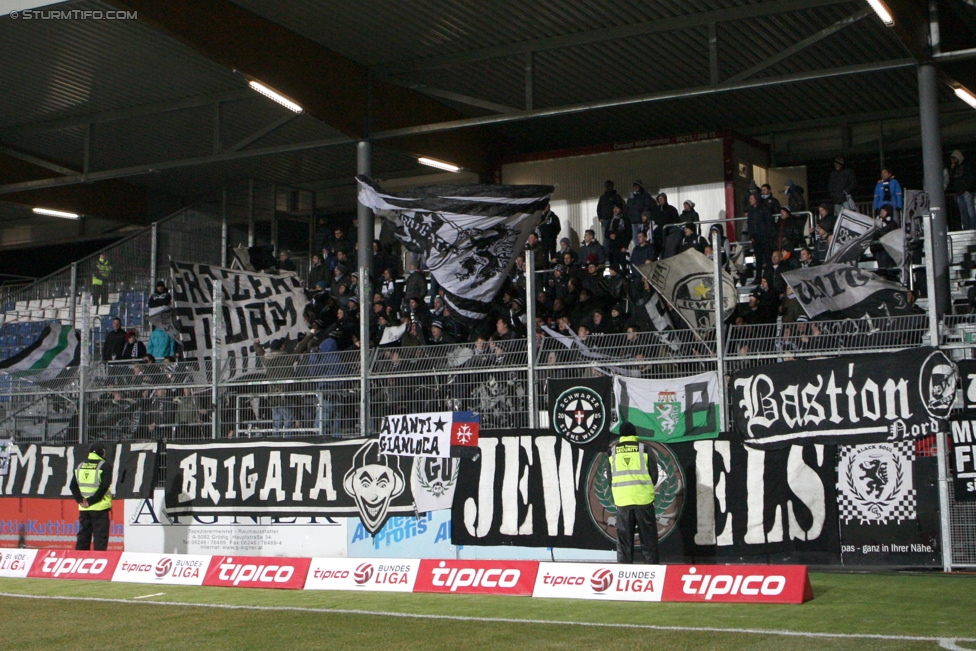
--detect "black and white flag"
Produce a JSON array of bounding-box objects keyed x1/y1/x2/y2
[
  {"x1": 730, "y1": 348, "x2": 957, "y2": 449},
  {"x1": 782, "y1": 264, "x2": 919, "y2": 320},
  {"x1": 357, "y1": 176, "x2": 553, "y2": 321},
  {"x1": 169, "y1": 261, "x2": 308, "y2": 379},
  {"x1": 0, "y1": 442, "x2": 157, "y2": 499},
  {"x1": 950, "y1": 413, "x2": 976, "y2": 502},
  {"x1": 635, "y1": 249, "x2": 736, "y2": 335},
  {"x1": 826, "y1": 210, "x2": 879, "y2": 264}
]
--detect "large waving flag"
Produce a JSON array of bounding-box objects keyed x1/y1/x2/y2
[
  {"x1": 0, "y1": 322, "x2": 79, "y2": 382},
  {"x1": 357, "y1": 175, "x2": 554, "y2": 321}
]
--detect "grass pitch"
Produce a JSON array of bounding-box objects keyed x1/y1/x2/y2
[{"x1": 2, "y1": 572, "x2": 975, "y2": 650}]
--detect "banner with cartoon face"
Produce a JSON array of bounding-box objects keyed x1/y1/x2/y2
[
  {"x1": 730, "y1": 348, "x2": 957, "y2": 449},
  {"x1": 164, "y1": 439, "x2": 416, "y2": 536}
]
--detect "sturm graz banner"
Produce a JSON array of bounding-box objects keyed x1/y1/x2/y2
[
  {"x1": 959, "y1": 360, "x2": 976, "y2": 410},
  {"x1": 0, "y1": 442, "x2": 157, "y2": 499},
  {"x1": 548, "y1": 377, "x2": 611, "y2": 447},
  {"x1": 169, "y1": 261, "x2": 308, "y2": 379},
  {"x1": 357, "y1": 175, "x2": 553, "y2": 321},
  {"x1": 165, "y1": 439, "x2": 416, "y2": 535},
  {"x1": 731, "y1": 348, "x2": 956, "y2": 449},
  {"x1": 452, "y1": 429, "x2": 611, "y2": 549}
]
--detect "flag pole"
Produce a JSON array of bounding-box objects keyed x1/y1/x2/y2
[{"x1": 711, "y1": 230, "x2": 728, "y2": 433}]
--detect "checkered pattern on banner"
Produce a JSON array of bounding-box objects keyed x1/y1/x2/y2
[{"x1": 837, "y1": 440, "x2": 916, "y2": 525}]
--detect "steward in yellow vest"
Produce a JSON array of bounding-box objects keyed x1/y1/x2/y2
[
  {"x1": 69, "y1": 442, "x2": 113, "y2": 551},
  {"x1": 608, "y1": 423, "x2": 659, "y2": 564}
]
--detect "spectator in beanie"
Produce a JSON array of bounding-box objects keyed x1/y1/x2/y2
[{"x1": 121, "y1": 330, "x2": 147, "y2": 360}]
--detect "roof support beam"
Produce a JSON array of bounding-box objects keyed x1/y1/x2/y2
[
  {"x1": 111, "y1": 0, "x2": 496, "y2": 172},
  {"x1": 0, "y1": 88, "x2": 254, "y2": 137},
  {"x1": 228, "y1": 113, "x2": 301, "y2": 152},
  {"x1": 742, "y1": 103, "x2": 970, "y2": 135},
  {"x1": 0, "y1": 146, "x2": 79, "y2": 176},
  {"x1": 0, "y1": 58, "x2": 917, "y2": 196},
  {"x1": 373, "y1": 0, "x2": 853, "y2": 76},
  {"x1": 393, "y1": 83, "x2": 518, "y2": 114},
  {"x1": 369, "y1": 59, "x2": 917, "y2": 139},
  {"x1": 721, "y1": 7, "x2": 873, "y2": 86}
]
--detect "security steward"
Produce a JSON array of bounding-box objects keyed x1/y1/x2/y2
[
  {"x1": 69, "y1": 442, "x2": 113, "y2": 551},
  {"x1": 609, "y1": 422, "x2": 659, "y2": 564}
]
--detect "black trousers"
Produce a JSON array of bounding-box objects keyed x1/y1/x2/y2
[
  {"x1": 615, "y1": 503, "x2": 659, "y2": 564},
  {"x1": 76, "y1": 509, "x2": 110, "y2": 551}
]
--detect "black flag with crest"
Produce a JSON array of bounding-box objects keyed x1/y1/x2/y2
[{"x1": 357, "y1": 176, "x2": 554, "y2": 321}]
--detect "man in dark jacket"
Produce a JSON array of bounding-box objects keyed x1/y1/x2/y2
[
  {"x1": 827, "y1": 156, "x2": 856, "y2": 215},
  {"x1": 626, "y1": 180, "x2": 656, "y2": 244},
  {"x1": 759, "y1": 184, "x2": 781, "y2": 217},
  {"x1": 102, "y1": 317, "x2": 126, "y2": 362},
  {"x1": 948, "y1": 150, "x2": 976, "y2": 230},
  {"x1": 70, "y1": 442, "x2": 113, "y2": 551},
  {"x1": 537, "y1": 203, "x2": 561, "y2": 262},
  {"x1": 606, "y1": 204, "x2": 631, "y2": 265},
  {"x1": 148, "y1": 281, "x2": 171, "y2": 309},
  {"x1": 597, "y1": 181, "x2": 623, "y2": 243},
  {"x1": 746, "y1": 193, "x2": 775, "y2": 282}
]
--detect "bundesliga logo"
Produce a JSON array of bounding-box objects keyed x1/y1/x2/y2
[{"x1": 553, "y1": 387, "x2": 605, "y2": 445}]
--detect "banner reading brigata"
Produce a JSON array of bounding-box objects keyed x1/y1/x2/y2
[
  {"x1": 169, "y1": 261, "x2": 307, "y2": 378},
  {"x1": 730, "y1": 348, "x2": 956, "y2": 449},
  {"x1": 165, "y1": 439, "x2": 416, "y2": 535},
  {"x1": 0, "y1": 442, "x2": 157, "y2": 499},
  {"x1": 378, "y1": 411, "x2": 479, "y2": 457}
]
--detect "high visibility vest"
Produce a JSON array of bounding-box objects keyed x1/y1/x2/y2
[
  {"x1": 92, "y1": 259, "x2": 110, "y2": 285},
  {"x1": 609, "y1": 436, "x2": 655, "y2": 507},
  {"x1": 75, "y1": 453, "x2": 112, "y2": 511}
]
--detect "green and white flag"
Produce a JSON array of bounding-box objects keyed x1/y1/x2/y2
[
  {"x1": 0, "y1": 322, "x2": 79, "y2": 382},
  {"x1": 612, "y1": 371, "x2": 721, "y2": 443}
]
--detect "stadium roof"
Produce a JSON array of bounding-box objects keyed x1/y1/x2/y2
[{"x1": 0, "y1": 0, "x2": 974, "y2": 226}]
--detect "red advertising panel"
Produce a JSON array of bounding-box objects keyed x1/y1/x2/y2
[
  {"x1": 661, "y1": 564, "x2": 813, "y2": 604},
  {"x1": 414, "y1": 559, "x2": 538, "y2": 596},
  {"x1": 27, "y1": 549, "x2": 121, "y2": 581},
  {"x1": 0, "y1": 498, "x2": 124, "y2": 550},
  {"x1": 202, "y1": 555, "x2": 310, "y2": 590}
]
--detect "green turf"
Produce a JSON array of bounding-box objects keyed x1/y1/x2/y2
[{"x1": 1, "y1": 573, "x2": 974, "y2": 650}]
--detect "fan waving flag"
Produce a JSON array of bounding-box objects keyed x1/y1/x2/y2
[
  {"x1": 0, "y1": 322, "x2": 79, "y2": 382},
  {"x1": 357, "y1": 175, "x2": 554, "y2": 321}
]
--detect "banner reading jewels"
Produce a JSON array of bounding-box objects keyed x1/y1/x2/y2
[
  {"x1": 164, "y1": 439, "x2": 416, "y2": 535},
  {"x1": 0, "y1": 442, "x2": 157, "y2": 499},
  {"x1": 730, "y1": 348, "x2": 956, "y2": 450},
  {"x1": 451, "y1": 429, "x2": 610, "y2": 550}
]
